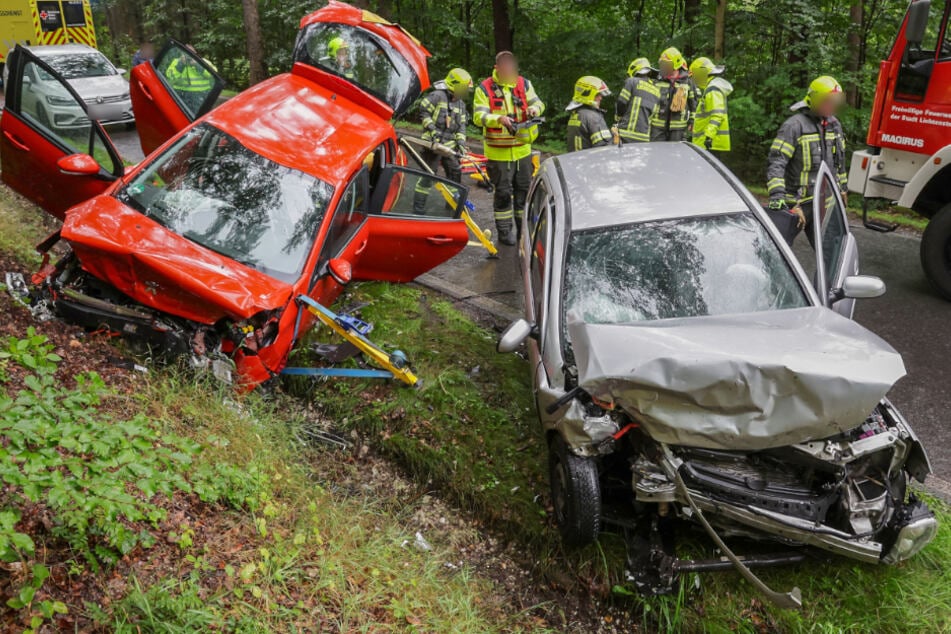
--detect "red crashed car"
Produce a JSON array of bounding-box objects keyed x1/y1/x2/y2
[{"x1": 0, "y1": 2, "x2": 469, "y2": 388}]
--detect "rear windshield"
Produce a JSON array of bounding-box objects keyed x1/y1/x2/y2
[
  {"x1": 293, "y1": 22, "x2": 420, "y2": 115},
  {"x1": 564, "y1": 213, "x2": 808, "y2": 325},
  {"x1": 117, "y1": 124, "x2": 333, "y2": 284}
]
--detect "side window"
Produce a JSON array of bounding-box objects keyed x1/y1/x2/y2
[
  {"x1": 371, "y1": 166, "x2": 466, "y2": 219},
  {"x1": 815, "y1": 174, "x2": 848, "y2": 295},
  {"x1": 529, "y1": 188, "x2": 550, "y2": 322},
  {"x1": 16, "y1": 56, "x2": 118, "y2": 174},
  {"x1": 154, "y1": 42, "x2": 222, "y2": 119},
  {"x1": 321, "y1": 169, "x2": 369, "y2": 260}
]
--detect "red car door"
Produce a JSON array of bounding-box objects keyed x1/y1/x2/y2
[
  {"x1": 0, "y1": 46, "x2": 124, "y2": 220},
  {"x1": 352, "y1": 164, "x2": 469, "y2": 282},
  {"x1": 130, "y1": 40, "x2": 224, "y2": 156}
]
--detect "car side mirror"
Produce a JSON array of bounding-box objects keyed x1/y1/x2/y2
[
  {"x1": 497, "y1": 318, "x2": 535, "y2": 353},
  {"x1": 327, "y1": 257, "x2": 353, "y2": 286},
  {"x1": 905, "y1": 1, "x2": 931, "y2": 47},
  {"x1": 835, "y1": 275, "x2": 886, "y2": 301},
  {"x1": 57, "y1": 153, "x2": 101, "y2": 177},
  {"x1": 115, "y1": 68, "x2": 127, "y2": 76}
]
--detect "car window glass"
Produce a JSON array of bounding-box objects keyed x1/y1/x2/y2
[
  {"x1": 374, "y1": 166, "x2": 465, "y2": 218},
  {"x1": 117, "y1": 124, "x2": 334, "y2": 284},
  {"x1": 63, "y1": 1, "x2": 87, "y2": 27},
  {"x1": 530, "y1": 193, "x2": 549, "y2": 322},
  {"x1": 816, "y1": 174, "x2": 848, "y2": 295},
  {"x1": 154, "y1": 43, "x2": 219, "y2": 119},
  {"x1": 36, "y1": 1, "x2": 64, "y2": 32},
  {"x1": 564, "y1": 213, "x2": 808, "y2": 326},
  {"x1": 18, "y1": 58, "x2": 115, "y2": 173},
  {"x1": 293, "y1": 22, "x2": 421, "y2": 115},
  {"x1": 321, "y1": 170, "x2": 368, "y2": 261}
]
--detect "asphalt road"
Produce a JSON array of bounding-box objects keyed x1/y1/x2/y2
[{"x1": 431, "y1": 180, "x2": 951, "y2": 483}]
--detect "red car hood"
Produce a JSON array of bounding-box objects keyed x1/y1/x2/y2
[{"x1": 62, "y1": 196, "x2": 294, "y2": 325}]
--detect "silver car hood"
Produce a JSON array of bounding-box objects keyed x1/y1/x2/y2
[
  {"x1": 568, "y1": 307, "x2": 906, "y2": 451},
  {"x1": 65, "y1": 74, "x2": 129, "y2": 100}
]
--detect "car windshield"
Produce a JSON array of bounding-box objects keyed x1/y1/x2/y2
[
  {"x1": 38, "y1": 52, "x2": 116, "y2": 79},
  {"x1": 293, "y1": 22, "x2": 420, "y2": 115},
  {"x1": 117, "y1": 124, "x2": 334, "y2": 284},
  {"x1": 565, "y1": 213, "x2": 808, "y2": 325}
]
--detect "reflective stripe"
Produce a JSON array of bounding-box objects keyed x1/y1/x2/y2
[
  {"x1": 494, "y1": 209, "x2": 514, "y2": 220},
  {"x1": 767, "y1": 177, "x2": 785, "y2": 192},
  {"x1": 591, "y1": 129, "x2": 613, "y2": 143},
  {"x1": 771, "y1": 139, "x2": 795, "y2": 158}
]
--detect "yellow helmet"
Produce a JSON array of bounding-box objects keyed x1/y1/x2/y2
[
  {"x1": 568, "y1": 75, "x2": 610, "y2": 109},
  {"x1": 445, "y1": 67, "x2": 473, "y2": 97},
  {"x1": 659, "y1": 47, "x2": 687, "y2": 72},
  {"x1": 689, "y1": 57, "x2": 724, "y2": 87},
  {"x1": 805, "y1": 75, "x2": 844, "y2": 109},
  {"x1": 328, "y1": 36, "x2": 349, "y2": 59},
  {"x1": 627, "y1": 57, "x2": 651, "y2": 77}
]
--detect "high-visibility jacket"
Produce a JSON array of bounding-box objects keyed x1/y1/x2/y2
[
  {"x1": 692, "y1": 77, "x2": 733, "y2": 152},
  {"x1": 420, "y1": 81, "x2": 468, "y2": 151},
  {"x1": 616, "y1": 75, "x2": 660, "y2": 143},
  {"x1": 473, "y1": 71, "x2": 545, "y2": 162},
  {"x1": 566, "y1": 106, "x2": 612, "y2": 152},
  {"x1": 767, "y1": 105, "x2": 847, "y2": 206},
  {"x1": 166, "y1": 59, "x2": 214, "y2": 92},
  {"x1": 650, "y1": 69, "x2": 697, "y2": 141}
]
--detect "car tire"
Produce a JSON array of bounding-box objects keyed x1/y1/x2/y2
[
  {"x1": 549, "y1": 434, "x2": 601, "y2": 548},
  {"x1": 920, "y1": 203, "x2": 951, "y2": 301}
]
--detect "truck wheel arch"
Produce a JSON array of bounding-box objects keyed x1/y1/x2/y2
[{"x1": 903, "y1": 144, "x2": 951, "y2": 217}]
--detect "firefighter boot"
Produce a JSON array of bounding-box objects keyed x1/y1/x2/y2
[{"x1": 497, "y1": 222, "x2": 517, "y2": 246}]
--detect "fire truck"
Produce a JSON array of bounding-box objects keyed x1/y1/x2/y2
[
  {"x1": 0, "y1": 0, "x2": 97, "y2": 69},
  {"x1": 849, "y1": 0, "x2": 951, "y2": 300}
]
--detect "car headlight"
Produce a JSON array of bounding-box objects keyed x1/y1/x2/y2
[
  {"x1": 45, "y1": 94, "x2": 75, "y2": 106},
  {"x1": 883, "y1": 514, "x2": 938, "y2": 564}
]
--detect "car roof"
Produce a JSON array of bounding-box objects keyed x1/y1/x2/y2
[
  {"x1": 26, "y1": 44, "x2": 98, "y2": 56},
  {"x1": 552, "y1": 143, "x2": 752, "y2": 231},
  {"x1": 203, "y1": 72, "x2": 392, "y2": 186}
]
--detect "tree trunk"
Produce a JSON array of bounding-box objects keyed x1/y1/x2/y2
[
  {"x1": 714, "y1": 0, "x2": 727, "y2": 60},
  {"x1": 491, "y1": 0, "x2": 512, "y2": 53},
  {"x1": 242, "y1": 0, "x2": 267, "y2": 85},
  {"x1": 683, "y1": 0, "x2": 701, "y2": 56},
  {"x1": 846, "y1": 0, "x2": 864, "y2": 108},
  {"x1": 634, "y1": 0, "x2": 647, "y2": 51}
]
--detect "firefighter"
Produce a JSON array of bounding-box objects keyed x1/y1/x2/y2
[
  {"x1": 616, "y1": 57, "x2": 659, "y2": 144},
  {"x1": 650, "y1": 47, "x2": 697, "y2": 142},
  {"x1": 328, "y1": 36, "x2": 354, "y2": 79},
  {"x1": 689, "y1": 57, "x2": 732, "y2": 152},
  {"x1": 767, "y1": 75, "x2": 848, "y2": 246},
  {"x1": 165, "y1": 52, "x2": 215, "y2": 113},
  {"x1": 566, "y1": 76, "x2": 613, "y2": 152},
  {"x1": 413, "y1": 68, "x2": 473, "y2": 214},
  {"x1": 473, "y1": 51, "x2": 545, "y2": 246}
]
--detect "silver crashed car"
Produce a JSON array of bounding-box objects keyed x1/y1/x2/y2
[{"x1": 498, "y1": 143, "x2": 935, "y2": 608}]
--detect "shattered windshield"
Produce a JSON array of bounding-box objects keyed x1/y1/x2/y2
[
  {"x1": 565, "y1": 213, "x2": 808, "y2": 324},
  {"x1": 117, "y1": 124, "x2": 333, "y2": 284},
  {"x1": 38, "y1": 53, "x2": 117, "y2": 79}
]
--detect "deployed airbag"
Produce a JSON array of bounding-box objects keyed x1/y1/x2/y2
[{"x1": 568, "y1": 307, "x2": 906, "y2": 450}]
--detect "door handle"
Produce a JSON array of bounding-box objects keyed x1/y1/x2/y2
[
  {"x1": 137, "y1": 80, "x2": 154, "y2": 102},
  {"x1": 426, "y1": 236, "x2": 454, "y2": 244},
  {"x1": 354, "y1": 239, "x2": 368, "y2": 255},
  {"x1": 3, "y1": 131, "x2": 30, "y2": 152}
]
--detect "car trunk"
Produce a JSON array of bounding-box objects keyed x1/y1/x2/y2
[{"x1": 61, "y1": 196, "x2": 294, "y2": 325}]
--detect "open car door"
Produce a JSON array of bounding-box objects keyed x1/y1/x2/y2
[
  {"x1": 0, "y1": 46, "x2": 124, "y2": 220},
  {"x1": 130, "y1": 40, "x2": 224, "y2": 157},
  {"x1": 813, "y1": 162, "x2": 860, "y2": 318},
  {"x1": 351, "y1": 164, "x2": 469, "y2": 282},
  {"x1": 291, "y1": 2, "x2": 430, "y2": 121}
]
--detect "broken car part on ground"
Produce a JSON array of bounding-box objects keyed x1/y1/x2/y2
[{"x1": 498, "y1": 143, "x2": 937, "y2": 609}]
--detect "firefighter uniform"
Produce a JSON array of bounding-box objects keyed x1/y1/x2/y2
[
  {"x1": 616, "y1": 57, "x2": 659, "y2": 144},
  {"x1": 413, "y1": 69, "x2": 472, "y2": 214},
  {"x1": 767, "y1": 76, "x2": 848, "y2": 246},
  {"x1": 650, "y1": 47, "x2": 697, "y2": 142},
  {"x1": 689, "y1": 58, "x2": 732, "y2": 152},
  {"x1": 473, "y1": 53, "x2": 545, "y2": 244},
  {"x1": 566, "y1": 76, "x2": 613, "y2": 152}
]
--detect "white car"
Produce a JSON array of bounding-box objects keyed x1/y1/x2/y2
[{"x1": 4, "y1": 44, "x2": 132, "y2": 129}]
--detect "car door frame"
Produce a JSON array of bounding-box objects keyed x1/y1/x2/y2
[
  {"x1": 130, "y1": 39, "x2": 224, "y2": 156},
  {"x1": 0, "y1": 45, "x2": 124, "y2": 220},
  {"x1": 812, "y1": 161, "x2": 860, "y2": 318}
]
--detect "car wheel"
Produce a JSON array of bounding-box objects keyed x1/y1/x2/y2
[
  {"x1": 920, "y1": 203, "x2": 951, "y2": 301},
  {"x1": 549, "y1": 434, "x2": 601, "y2": 547}
]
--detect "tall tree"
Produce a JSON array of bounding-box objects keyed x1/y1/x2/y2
[
  {"x1": 242, "y1": 0, "x2": 268, "y2": 85},
  {"x1": 846, "y1": 0, "x2": 864, "y2": 107},
  {"x1": 491, "y1": 0, "x2": 513, "y2": 53},
  {"x1": 714, "y1": 0, "x2": 726, "y2": 60}
]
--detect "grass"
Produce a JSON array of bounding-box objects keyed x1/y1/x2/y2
[{"x1": 294, "y1": 281, "x2": 951, "y2": 633}]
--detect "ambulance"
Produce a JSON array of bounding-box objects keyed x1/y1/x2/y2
[{"x1": 0, "y1": 0, "x2": 97, "y2": 70}]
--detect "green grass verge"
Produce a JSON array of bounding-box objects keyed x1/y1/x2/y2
[{"x1": 295, "y1": 281, "x2": 951, "y2": 633}]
